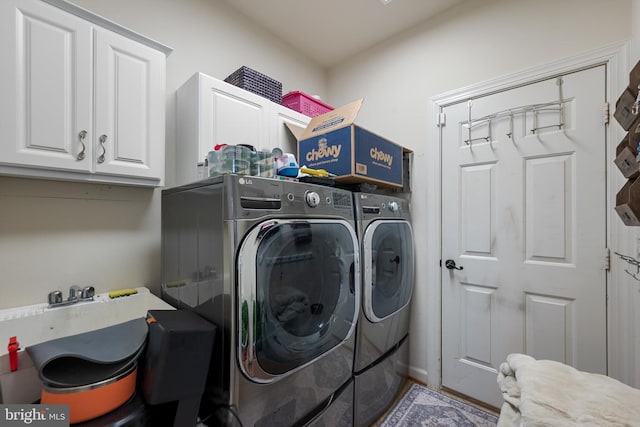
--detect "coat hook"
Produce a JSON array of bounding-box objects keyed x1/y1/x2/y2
[{"x1": 467, "y1": 100, "x2": 473, "y2": 147}]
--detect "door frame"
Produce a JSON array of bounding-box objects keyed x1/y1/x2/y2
[{"x1": 424, "y1": 41, "x2": 633, "y2": 392}]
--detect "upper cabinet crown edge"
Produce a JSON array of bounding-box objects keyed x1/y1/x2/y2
[{"x1": 42, "y1": 0, "x2": 173, "y2": 55}]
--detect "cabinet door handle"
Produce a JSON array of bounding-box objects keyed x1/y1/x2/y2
[
  {"x1": 97, "y1": 134, "x2": 107, "y2": 164},
  {"x1": 77, "y1": 130, "x2": 87, "y2": 161}
]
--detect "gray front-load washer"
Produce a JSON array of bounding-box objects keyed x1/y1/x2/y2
[{"x1": 161, "y1": 175, "x2": 360, "y2": 426}]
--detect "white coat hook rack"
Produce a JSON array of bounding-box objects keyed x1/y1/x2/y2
[
  {"x1": 463, "y1": 100, "x2": 492, "y2": 145},
  {"x1": 506, "y1": 111, "x2": 514, "y2": 139},
  {"x1": 531, "y1": 77, "x2": 565, "y2": 134},
  {"x1": 463, "y1": 119, "x2": 492, "y2": 144},
  {"x1": 460, "y1": 75, "x2": 571, "y2": 144},
  {"x1": 614, "y1": 251, "x2": 640, "y2": 282},
  {"x1": 466, "y1": 100, "x2": 472, "y2": 147}
]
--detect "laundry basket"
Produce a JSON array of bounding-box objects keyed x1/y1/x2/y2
[
  {"x1": 224, "y1": 66, "x2": 282, "y2": 104},
  {"x1": 282, "y1": 91, "x2": 334, "y2": 117}
]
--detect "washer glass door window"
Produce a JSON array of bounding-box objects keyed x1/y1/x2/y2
[
  {"x1": 363, "y1": 220, "x2": 414, "y2": 322},
  {"x1": 238, "y1": 219, "x2": 360, "y2": 383}
]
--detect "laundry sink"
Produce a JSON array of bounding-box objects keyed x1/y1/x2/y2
[{"x1": 0, "y1": 287, "x2": 174, "y2": 403}]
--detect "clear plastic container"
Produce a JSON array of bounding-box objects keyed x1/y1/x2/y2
[
  {"x1": 251, "y1": 150, "x2": 274, "y2": 178},
  {"x1": 207, "y1": 150, "x2": 221, "y2": 177},
  {"x1": 220, "y1": 145, "x2": 251, "y2": 175}
]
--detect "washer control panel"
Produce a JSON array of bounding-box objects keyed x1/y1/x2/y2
[{"x1": 234, "y1": 175, "x2": 354, "y2": 216}]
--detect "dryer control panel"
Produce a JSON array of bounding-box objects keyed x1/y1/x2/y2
[{"x1": 355, "y1": 192, "x2": 411, "y2": 221}]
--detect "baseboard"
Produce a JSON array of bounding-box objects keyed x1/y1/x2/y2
[{"x1": 408, "y1": 365, "x2": 427, "y2": 385}]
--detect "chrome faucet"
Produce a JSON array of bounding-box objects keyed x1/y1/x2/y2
[
  {"x1": 81, "y1": 286, "x2": 95, "y2": 300},
  {"x1": 68, "y1": 285, "x2": 81, "y2": 302},
  {"x1": 48, "y1": 285, "x2": 95, "y2": 308},
  {"x1": 47, "y1": 290, "x2": 63, "y2": 306}
]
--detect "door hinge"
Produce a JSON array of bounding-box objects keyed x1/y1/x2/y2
[
  {"x1": 603, "y1": 102, "x2": 610, "y2": 125},
  {"x1": 437, "y1": 112, "x2": 446, "y2": 127},
  {"x1": 604, "y1": 247, "x2": 610, "y2": 271}
]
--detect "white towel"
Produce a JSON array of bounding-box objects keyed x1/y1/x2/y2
[{"x1": 497, "y1": 353, "x2": 640, "y2": 427}]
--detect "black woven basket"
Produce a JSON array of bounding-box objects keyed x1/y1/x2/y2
[{"x1": 224, "y1": 66, "x2": 282, "y2": 104}]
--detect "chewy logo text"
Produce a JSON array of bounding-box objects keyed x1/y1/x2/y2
[
  {"x1": 370, "y1": 147, "x2": 393, "y2": 166},
  {"x1": 306, "y1": 138, "x2": 342, "y2": 162}
]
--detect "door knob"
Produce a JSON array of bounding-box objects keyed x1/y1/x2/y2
[{"x1": 444, "y1": 259, "x2": 463, "y2": 270}]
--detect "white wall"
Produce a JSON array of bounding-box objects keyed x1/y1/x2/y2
[
  {"x1": 325, "y1": 0, "x2": 634, "y2": 385},
  {"x1": 0, "y1": 0, "x2": 326, "y2": 310},
  {"x1": 633, "y1": 0, "x2": 640, "y2": 59}
]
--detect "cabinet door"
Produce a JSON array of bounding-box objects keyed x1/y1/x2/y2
[
  {"x1": 94, "y1": 28, "x2": 165, "y2": 181},
  {"x1": 270, "y1": 104, "x2": 310, "y2": 156},
  {"x1": 199, "y1": 74, "x2": 269, "y2": 161},
  {"x1": 0, "y1": 0, "x2": 93, "y2": 172}
]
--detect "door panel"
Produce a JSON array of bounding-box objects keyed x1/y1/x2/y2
[
  {"x1": 525, "y1": 154, "x2": 573, "y2": 262},
  {"x1": 0, "y1": 0, "x2": 92, "y2": 171},
  {"x1": 441, "y1": 65, "x2": 607, "y2": 407},
  {"x1": 94, "y1": 29, "x2": 165, "y2": 179},
  {"x1": 271, "y1": 104, "x2": 310, "y2": 155},
  {"x1": 200, "y1": 81, "x2": 269, "y2": 161},
  {"x1": 461, "y1": 163, "x2": 495, "y2": 256}
]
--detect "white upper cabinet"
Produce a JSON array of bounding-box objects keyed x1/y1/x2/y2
[
  {"x1": 176, "y1": 72, "x2": 310, "y2": 186},
  {"x1": 0, "y1": 0, "x2": 171, "y2": 186}
]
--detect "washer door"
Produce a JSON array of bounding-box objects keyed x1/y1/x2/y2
[
  {"x1": 363, "y1": 220, "x2": 414, "y2": 322},
  {"x1": 238, "y1": 219, "x2": 360, "y2": 383}
]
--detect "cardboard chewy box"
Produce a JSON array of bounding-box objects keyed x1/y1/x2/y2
[{"x1": 288, "y1": 99, "x2": 407, "y2": 188}]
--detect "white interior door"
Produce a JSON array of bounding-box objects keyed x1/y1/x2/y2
[{"x1": 441, "y1": 65, "x2": 607, "y2": 407}]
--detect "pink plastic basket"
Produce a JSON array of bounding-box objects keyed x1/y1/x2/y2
[{"x1": 282, "y1": 91, "x2": 333, "y2": 117}]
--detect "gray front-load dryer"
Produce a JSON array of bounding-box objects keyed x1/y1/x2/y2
[
  {"x1": 352, "y1": 192, "x2": 414, "y2": 427},
  {"x1": 161, "y1": 175, "x2": 359, "y2": 426}
]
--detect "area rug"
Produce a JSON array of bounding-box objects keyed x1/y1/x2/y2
[{"x1": 379, "y1": 383, "x2": 498, "y2": 427}]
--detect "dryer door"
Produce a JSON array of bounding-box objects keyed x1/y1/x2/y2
[
  {"x1": 238, "y1": 219, "x2": 360, "y2": 383},
  {"x1": 363, "y1": 220, "x2": 414, "y2": 322}
]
